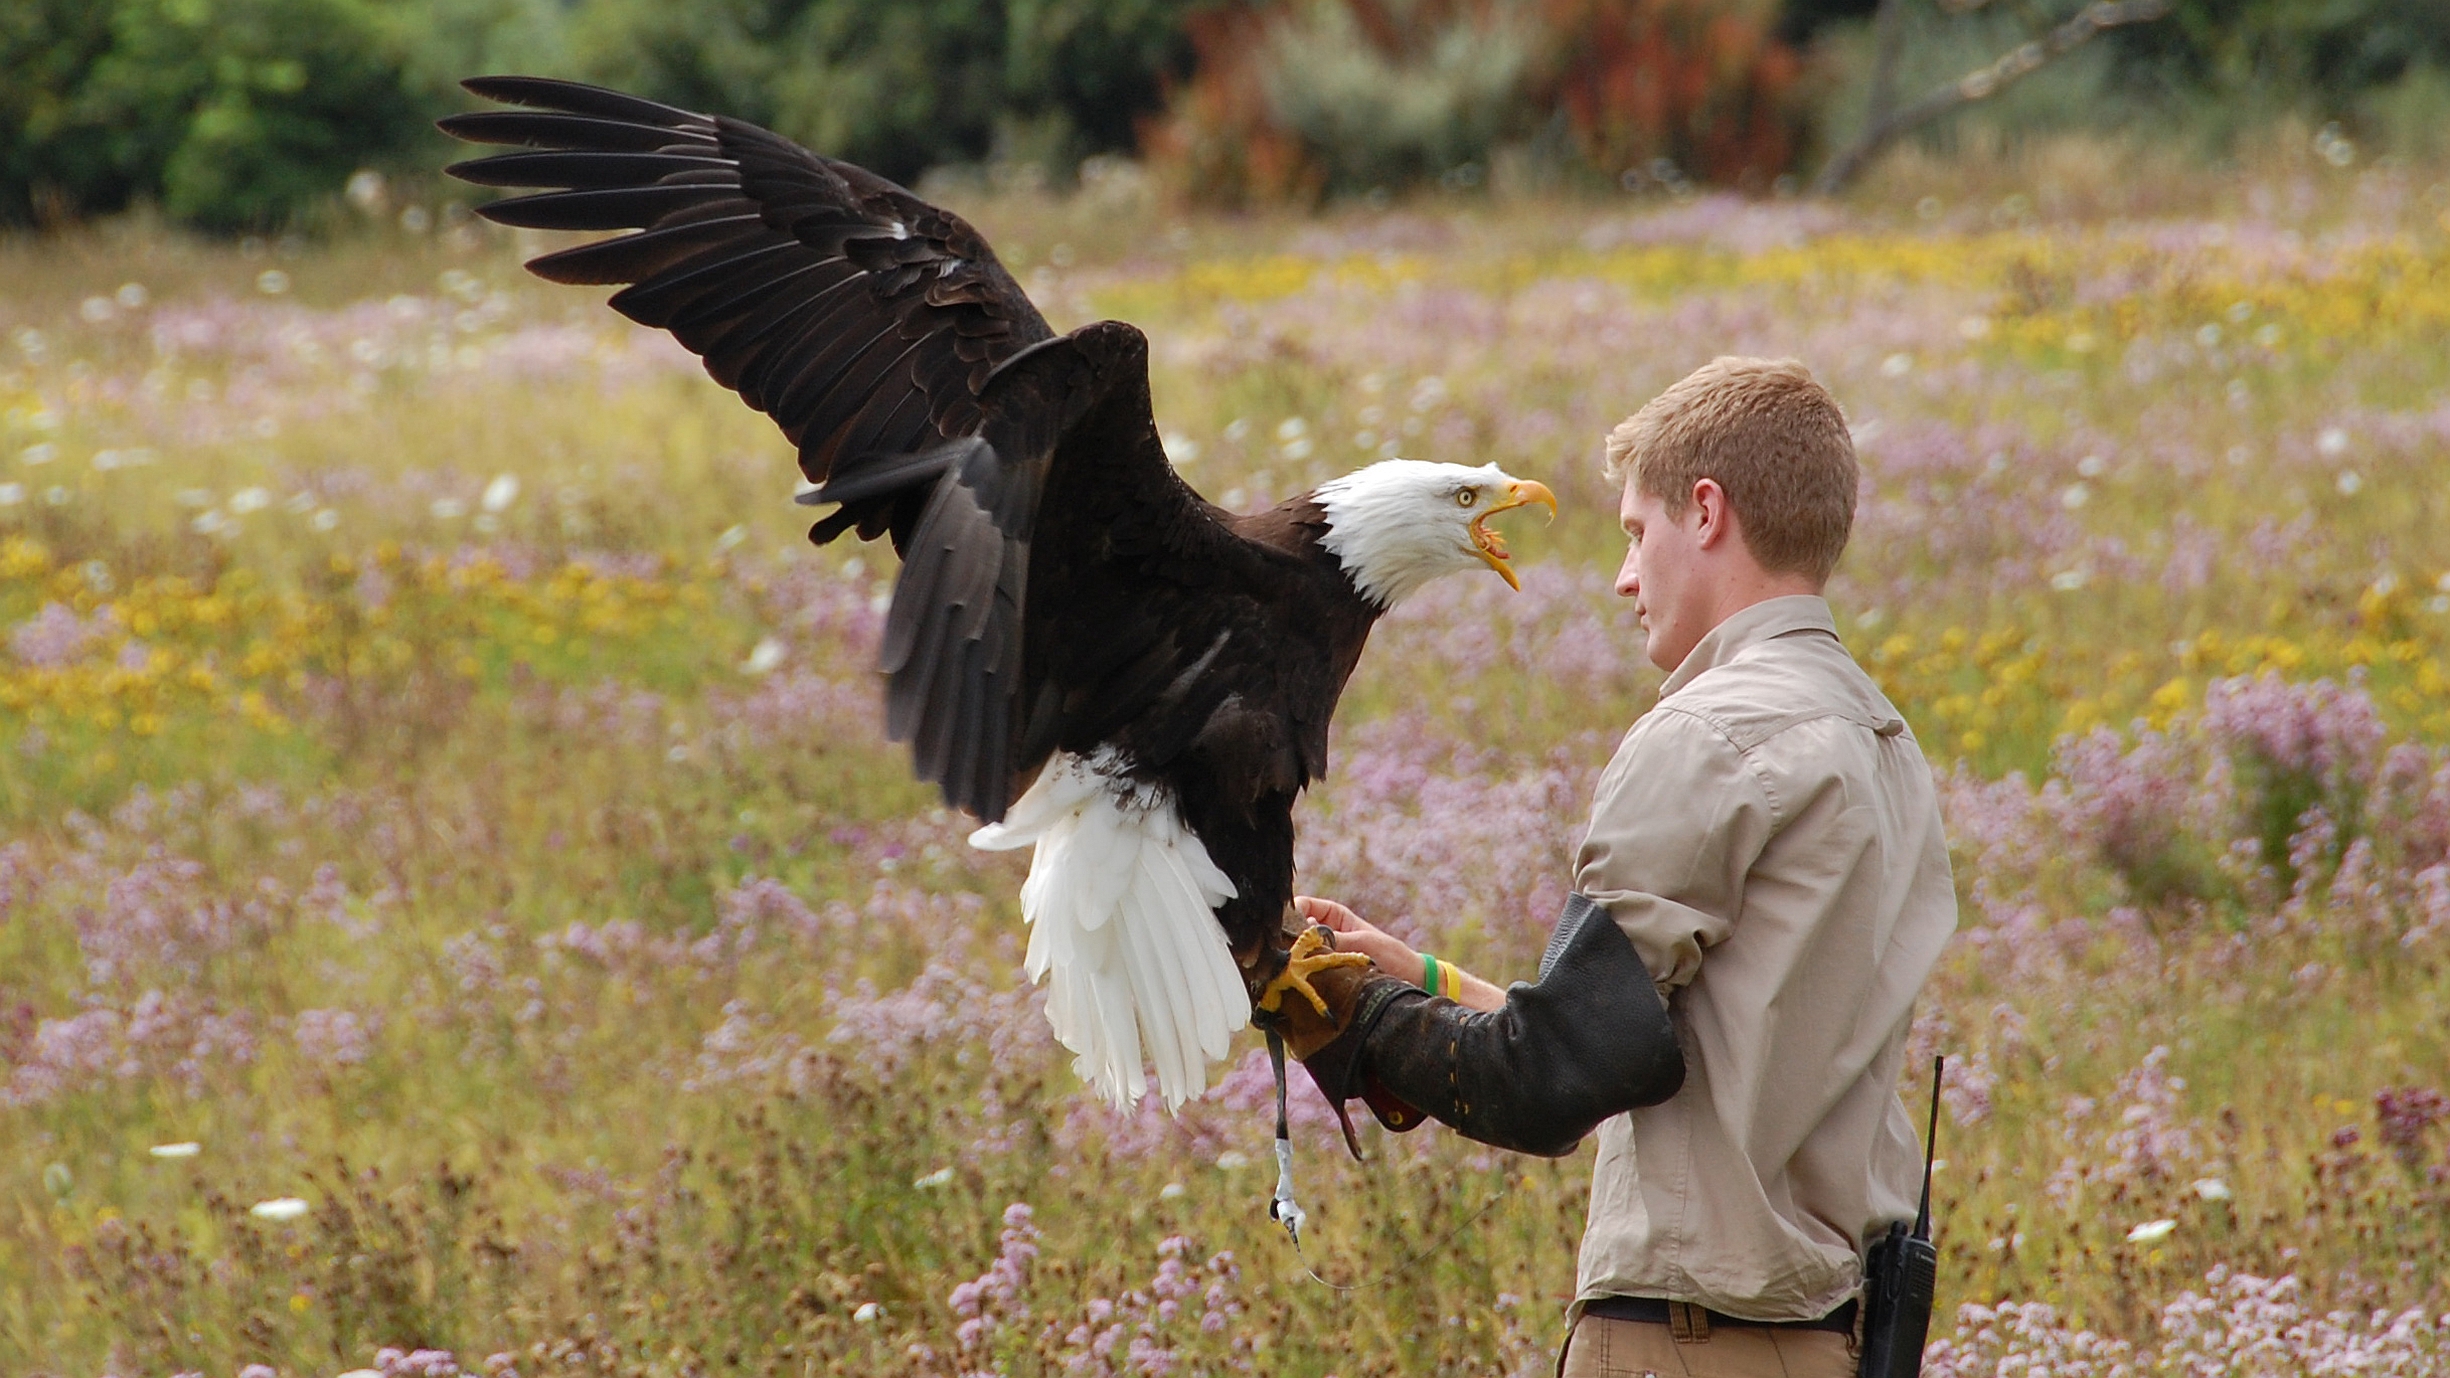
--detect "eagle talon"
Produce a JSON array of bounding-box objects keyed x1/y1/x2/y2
[{"x1": 1256, "y1": 926, "x2": 1372, "y2": 1018}]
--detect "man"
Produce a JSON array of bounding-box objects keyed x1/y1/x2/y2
[{"x1": 1288, "y1": 356, "x2": 1958, "y2": 1377}]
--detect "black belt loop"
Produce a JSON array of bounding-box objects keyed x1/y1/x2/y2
[{"x1": 1585, "y1": 1295, "x2": 1860, "y2": 1336}]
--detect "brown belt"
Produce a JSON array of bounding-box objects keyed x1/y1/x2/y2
[{"x1": 1584, "y1": 1295, "x2": 1859, "y2": 1336}]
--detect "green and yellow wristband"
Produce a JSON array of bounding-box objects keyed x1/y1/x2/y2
[{"x1": 1420, "y1": 952, "x2": 1463, "y2": 1001}]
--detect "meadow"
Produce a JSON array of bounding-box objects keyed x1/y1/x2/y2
[{"x1": 4, "y1": 150, "x2": 2450, "y2": 1376}]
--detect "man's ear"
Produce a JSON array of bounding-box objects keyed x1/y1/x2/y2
[{"x1": 1690, "y1": 478, "x2": 1735, "y2": 551}]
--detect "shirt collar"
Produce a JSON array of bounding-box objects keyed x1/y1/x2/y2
[{"x1": 1657, "y1": 594, "x2": 1839, "y2": 699}]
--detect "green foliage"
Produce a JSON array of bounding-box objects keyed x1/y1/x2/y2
[
  {"x1": 0, "y1": 0, "x2": 434, "y2": 232},
  {"x1": 563, "y1": 0, "x2": 1200, "y2": 186},
  {"x1": 1257, "y1": 0, "x2": 1539, "y2": 194},
  {"x1": 2117, "y1": 0, "x2": 2450, "y2": 104},
  {"x1": 2356, "y1": 61, "x2": 2450, "y2": 160},
  {"x1": 0, "y1": 0, "x2": 121, "y2": 227},
  {"x1": 1801, "y1": 0, "x2": 2450, "y2": 175},
  {"x1": 0, "y1": 0, "x2": 1189, "y2": 232},
  {"x1": 14, "y1": 0, "x2": 2450, "y2": 230},
  {"x1": 1812, "y1": 2, "x2": 2134, "y2": 156}
]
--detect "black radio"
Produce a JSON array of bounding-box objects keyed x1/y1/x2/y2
[{"x1": 1859, "y1": 1056, "x2": 1943, "y2": 1378}]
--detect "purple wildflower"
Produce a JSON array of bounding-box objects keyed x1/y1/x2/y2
[
  {"x1": 292, "y1": 1008, "x2": 375, "y2": 1068},
  {"x1": 10, "y1": 602, "x2": 107, "y2": 666},
  {"x1": 2374, "y1": 1087, "x2": 2450, "y2": 1168}
]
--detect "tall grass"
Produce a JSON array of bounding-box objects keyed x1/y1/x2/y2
[{"x1": 4, "y1": 158, "x2": 2450, "y2": 1375}]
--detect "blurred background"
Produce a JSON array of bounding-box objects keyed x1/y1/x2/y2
[{"x1": 10, "y1": 0, "x2": 2450, "y2": 231}]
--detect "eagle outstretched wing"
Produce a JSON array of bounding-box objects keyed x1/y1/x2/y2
[
  {"x1": 445, "y1": 80, "x2": 1304, "y2": 827},
  {"x1": 441, "y1": 75, "x2": 1054, "y2": 543}
]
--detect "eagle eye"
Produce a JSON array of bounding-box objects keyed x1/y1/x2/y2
[{"x1": 1456, "y1": 488, "x2": 1477, "y2": 508}]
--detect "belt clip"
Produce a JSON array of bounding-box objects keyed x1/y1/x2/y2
[{"x1": 1669, "y1": 1301, "x2": 1711, "y2": 1344}]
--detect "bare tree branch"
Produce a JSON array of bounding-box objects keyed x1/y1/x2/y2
[{"x1": 1811, "y1": 0, "x2": 2171, "y2": 196}]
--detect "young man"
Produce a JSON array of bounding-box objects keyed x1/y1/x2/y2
[{"x1": 1287, "y1": 357, "x2": 1958, "y2": 1377}]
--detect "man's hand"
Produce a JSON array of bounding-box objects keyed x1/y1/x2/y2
[
  {"x1": 1295, "y1": 895, "x2": 1509, "y2": 1013},
  {"x1": 1294, "y1": 895, "x2": 1418, "y2": 976}
]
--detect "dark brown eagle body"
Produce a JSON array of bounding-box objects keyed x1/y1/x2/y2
[{"x1": 999, "y1": 356, "x2": 1386, "y2": 974}]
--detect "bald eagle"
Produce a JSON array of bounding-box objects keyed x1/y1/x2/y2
[{"x1": 442, "y1": 78, "x2": 1555, "y2": 1111}]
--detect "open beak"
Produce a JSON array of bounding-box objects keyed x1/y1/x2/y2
[{"x1": 1470, "y1": 479, "x2": 1557, "y2": 590}]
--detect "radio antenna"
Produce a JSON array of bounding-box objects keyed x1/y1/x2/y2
[{"x1": 1913, "y1": 1055, "x2": 1943, "y2": 1240}]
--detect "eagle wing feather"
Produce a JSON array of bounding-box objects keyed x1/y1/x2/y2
[{"x1": 443, "y1": 75, "x2": 1053, "y2": 523}]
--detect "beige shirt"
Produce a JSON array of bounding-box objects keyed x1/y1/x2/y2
[{"x1": 1570, "y1": 595, "x2": 1957, "y2": 1322}]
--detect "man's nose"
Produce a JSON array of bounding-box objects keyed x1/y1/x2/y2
[{"x1": 1616, "y1": 552, "x2": 1640, "y2": 598}]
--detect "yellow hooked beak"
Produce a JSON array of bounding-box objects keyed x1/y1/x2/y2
[{"x1": 1470, "y1": 478, "x2": 1557, "y2": 590}]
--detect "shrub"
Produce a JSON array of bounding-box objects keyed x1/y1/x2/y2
[
  {"x1": 2113, "y1": 0, "x2": 2450, "y2": 109},
  {"x1": 1258, "y1": 0, "x2": 1540, "y2": 195},
  {"x1": 0, "y1": 0, "x2": 433, "y2": 232},
  {"x1": 1144, "y1": 0, "x2": 1809, "y2": 205},
  {"x1": 1543, "y1": 0, "x2": 1805, "y2": 188},
  {"x1": 0, "y1": 0, "x2": 1187, "y2": 231},
  {"x1": 563, "y1": 0, "x2": 1198, "y2": 186},
  {"x1": 0, "y1": 0, "x2": 122, "y2": 227}
]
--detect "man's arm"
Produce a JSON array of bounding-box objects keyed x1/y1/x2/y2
[
  {"x1": 1294, "y1": 895, "x2": 1682, "y2": 1157},
  {"x1": 1572, "y1": 706, "x2": 1776, "y2": 990},
  {"x1": 1283, "y1": 709, "x2": 1771, "y2": 1155}
]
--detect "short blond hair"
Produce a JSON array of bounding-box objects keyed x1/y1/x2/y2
[{"x1": 1603, "y1": 357, "x2": 1857, "y2": 584}]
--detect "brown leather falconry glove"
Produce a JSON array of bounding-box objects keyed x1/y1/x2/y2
[{"x1": 1292, "y1": 894, "x2": 1686, "y2": 1158}]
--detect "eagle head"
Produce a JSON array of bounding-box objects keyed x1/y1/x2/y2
[{"x1": 1311, "y1": 459, "x2": 1558, "y2": 608}]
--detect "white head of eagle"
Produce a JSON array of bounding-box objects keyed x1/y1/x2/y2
[{"x1": 1311, "y1": 459, "x2": 1558, "y2": 608}]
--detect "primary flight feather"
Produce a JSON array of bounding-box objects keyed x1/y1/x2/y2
[{"x1": 442, "y1": 77, "x2": 1555, "y2": 1110}]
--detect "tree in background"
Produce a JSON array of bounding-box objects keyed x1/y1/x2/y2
[
  {"x1": 1800, "y1": 0, "x2": 2450, "y2": 191},
  {"x1": 2120, "y1": 0, "x2": 2450, "y2": 106},
  {"x1": 1, "y1": 0, "x2": 429, "y2": 231},
  {"x1": 564, "y1": 0, "x2": 1198, "y2": 187},
  {"x1": 0, "y1": 0, "x2": 1193, "y2": 233},
  {"x1": 1144, "y1": 0, "x2": 1808, "y2": 205},
  {"x1": 1812, "y1": 0, "x2": 2171, "y2": 194},
  {"x1": 11, "y1": 0, "x2": 2450, "y2": 230},
  {"x1": 1545, "y1": 0, "x2": 1804, "y2": 189}
]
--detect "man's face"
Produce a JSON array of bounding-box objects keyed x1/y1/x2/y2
[{"x1": 1616, "y1": 481, "x2": 1709, "y2": 672}]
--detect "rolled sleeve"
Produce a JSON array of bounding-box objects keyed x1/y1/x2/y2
[{"x1": 1572, "y1": 706, "x2": 1776, "y2": 991}]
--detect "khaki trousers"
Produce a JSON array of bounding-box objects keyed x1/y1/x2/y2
[{"x1": 1558, "y1": 1314, "x2": 1857, "y2": 1378}]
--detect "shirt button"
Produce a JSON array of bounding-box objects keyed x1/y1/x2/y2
[{"x1": 1875, "y1": 717, "x2": 1906, "y2": 737}]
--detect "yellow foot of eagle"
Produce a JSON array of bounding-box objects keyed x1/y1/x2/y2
[{"x1": 1255, "y1": 926, "x2": 1373, "y2": 1019}]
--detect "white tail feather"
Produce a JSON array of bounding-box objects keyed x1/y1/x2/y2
[{"x1": 969, "y1": 752, "x2": 1246, "y2": 1111}]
